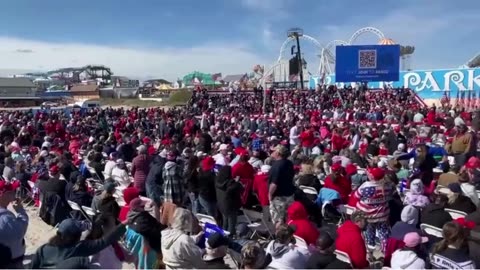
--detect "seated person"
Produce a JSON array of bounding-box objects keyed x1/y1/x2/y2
[{"x1": 305, "y1": 232, "x2": 351, "y2": 269}]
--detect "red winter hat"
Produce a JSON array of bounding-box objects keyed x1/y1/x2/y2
[
  {"x1": 367, "y1": 168, "x2": 385, "y2": 181},
  {"x1": 234, "y1": 146, "x2": 247, "y2": 156},
  {"x1": 142, "y1": 137, "x2": 151, "y2": 144},
  {"x1": 331, "y1": 163, "x2": 342, "y2": 172},
  {"x1": 202, "y1": 156, "x2": 215, "y2": 171},
  {"x1": 123, "y1": 187, "x2": 140, "y2": 204},
  {"x1": 465, "y1": 157, "x2": 480, "y2": 170}
]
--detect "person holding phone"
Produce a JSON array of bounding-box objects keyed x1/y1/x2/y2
[{"x1": 0, "y1": 180, "x2": 28, "y2": 268}]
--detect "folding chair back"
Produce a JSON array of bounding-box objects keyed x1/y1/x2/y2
[
  {"x1": 299, "y1": 185, "x2": 318, "y2": 196},
  {"x1": 67, "y1": 200, "x2": 82, "y2": 211},
  {"x1": 294, "y1": 235, "x2": 308, "y2": 248},
  {"x1": 420, "y1": 223, "x2": 443, "y2": 238},
  {"x1": 195, "y1": 213, "x2": 217, "y2": 226},
  {"x1": 334, "y1": 249, "x2": 352, "y2": 265},
  {"x1": 81, "y1": 206, "x2": 97, "y2": 218},
  {"x1": 445, "y1": 208, "x2": 467, "y2": 219},
  {"x1": 241, "y1": 208, "x2": 274, "y2": 239}
]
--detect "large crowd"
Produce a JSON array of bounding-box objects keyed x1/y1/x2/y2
[{"x1": 1, "y1": 85, "x2": 480, "y2": 269}]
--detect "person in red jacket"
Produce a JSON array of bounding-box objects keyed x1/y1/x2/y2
[
  {"x1": 286, "y1": 201, "x2": 319, "y2": 246},
  {"x1": 336, "y1": 211, "x2": 369, "y2": 269},
  {"x1": 299, "y1": 126, "x2": 314, "y2": 156},
  {"x1": 331, "y1": 129, "x2": 345, "y2": 154},
  {"x1": 253, "y1": 165, "x2": 270, "y2": 218},
  {"x1": 232, "y1": 152, "x2": 255, "y2": 206},
  {"x1": 118, "y1": 187, "x2": 140, "y2": 222},
  {"x1": 323, "y1": 163, "x2": 352, "y2": 203}
]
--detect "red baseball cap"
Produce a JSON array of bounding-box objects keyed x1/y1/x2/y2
[
  {"x1": 0, "y1": 181, "x2": 20, "y2": 195},
  {"x1": 49, "y1": 165, "x2": 60, "y2": 175},
  {"x1": 367, "y1": 168, "x2": 385, "y2": 181}
]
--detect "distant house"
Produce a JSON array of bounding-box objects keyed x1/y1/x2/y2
[
  {"x1": 70, "y1": 84, "x2": 100, "y2": 101},
  {"x1": 0, "y1": 77, "x2": 37, "y2": 98},
  {"x1": 222, "y1": 74, "x2": 247, "y2": 85}
]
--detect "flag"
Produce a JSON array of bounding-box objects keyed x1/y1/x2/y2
[
  {"x1": 441, "y1": 91, "x2": 448, "y2": 105},
  {"x1": 467, "y1": 91, "x2": 472, "y2": 110},
  {"x1": 477, "y1": 89, "x2": 480, "y2": 108},
  {"x1": 455, "y1": 91, "x2": 460, "y2": 107},
  {"x1": 472, "y1": 91, "x2": 477, "y2": 110},
  {"x1": 459, "y1": 91, "x2": 466, "y2": 108}
]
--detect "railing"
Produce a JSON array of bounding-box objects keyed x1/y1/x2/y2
[{"x1": 407, "y1": 88, "x2": 428, "y2": 108}]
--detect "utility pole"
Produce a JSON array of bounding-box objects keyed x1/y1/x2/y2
[{"x1": 288, "y1": 28, "x2": 304, "y2": 90}]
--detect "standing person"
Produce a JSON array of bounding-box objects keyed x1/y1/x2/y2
[
  {"x1": 253, "y1": 165, "x2": 270, "y2": 220},
  {"x1": 215, "y1": 166, "x2": 243, "y2": 236},
  {"x1": 197, "y1": 156, "x2": 217, "y2": 217},
  {"x1": 289, "y1": 122, "x2": 301, "y2": 151},
  {"x1": 396, "y1": 144, "x2": 437, "y2": 186},
  {"x1": 447, "y1": 124, "x2": 473, "y2": 168},
  {"x1": 323, "y1": 163, "x2": 351, "y2": 203},
  {"x1": 0, "y1": 181, "x2": 28, "y2": 268},
  {"x1": 132, "y1": 145, "x2": 150, "y2": 196},
  {"x1": 232, "y1": 151, "x2": 255, "y2": 206},
  {"x1": 268, "y1": 145, "x2": 295, "y2": 225},
  {"x1": 354, "y1": 167, "x2": 394, "y2": 252},
  {"x1": 162, "y1": 151, "x2": 184, "y2": 206}
]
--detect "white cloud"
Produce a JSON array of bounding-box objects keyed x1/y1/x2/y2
[{"x1": 0, "y1": 37, "x2": 269, "y2": 80}]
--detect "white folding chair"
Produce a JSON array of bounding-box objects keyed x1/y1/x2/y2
[
  {"x1": 334, "y1": 250, "x2": 352, "y2": 265},
  {"x1": 195, "y1": 213, "x2": 217, "y2": 226},
  {"x1": 345, "y1": 205, "x2": 355, "y2": 215},
  {"x1": 294, "y1": 235, "x2": 308, "y2": 248},
  {"x1": 299, "y1": 185, "x2": 318, "y2": 196},
  {"x1": 68, "y1": 200, "x2": 94, "y2": 222},
  {"x1": 81, "y1": 206, "x2": 97, "y2": 218},
  {"x1": 445, "y1": 208, "x2": 467, "y2": 219},
  {"x1": 477, "y1": 190, "x2": 480, "y2": 199},
  {"x1": 86, "y1": 166, "x2": 102, "y2": 181},
  {"x1": 420, "y1": 223, "x2": 443, "y2": 238},
  {"x1": 241, "y1": 208, "x2": 274, "y2": 239}
]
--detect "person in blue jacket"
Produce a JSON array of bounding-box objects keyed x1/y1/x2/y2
[{"x1": 396, "y1": 144, "x2": 438, "y2": 186}]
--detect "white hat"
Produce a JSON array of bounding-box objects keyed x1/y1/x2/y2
[
  {"x1": 219, "y1": 144, "x2": 228, "y2": 151},
  {"x1": 260, "y1": 165, "x2": 271, "y2": 173},
  {"x1": 41, "y1": 142, "x2": 51, "y2": 149},
  {"x1": 40, "y1": 150, "x2": 48, "y2": 157},
  {"x1": 159, "y1": 149, "x2": 168, "y2": 158},
  {"x1": 398, "y1": 143, "x2": 406, "y2": 151}
]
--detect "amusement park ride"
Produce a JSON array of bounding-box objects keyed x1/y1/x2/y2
[
  {"x1": 25, "y1": 65, "x2": 113, "y2": 87},
  {"x1": 258, "y1": 26, "x2": 416, "y2": 88}
]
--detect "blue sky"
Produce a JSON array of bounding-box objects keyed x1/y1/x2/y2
[{"x1": 0, "y1": 0, "x2": 478, "y2": 80}]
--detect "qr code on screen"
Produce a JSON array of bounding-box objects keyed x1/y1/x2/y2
[{"x1": 358, "y1": 50, "x2": 377, "y2": 69}]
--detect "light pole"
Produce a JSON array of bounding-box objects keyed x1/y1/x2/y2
[{"x1": 288, "y1": 28, "x2": 304, "y2": 90}]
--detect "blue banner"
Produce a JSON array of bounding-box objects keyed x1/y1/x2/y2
[
  {"x1": 309, "y1": 68, "x2": 480, "y2": 100},
  {"x1": 335, "y1": 45, "x2": 400, "y2": 82}
]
